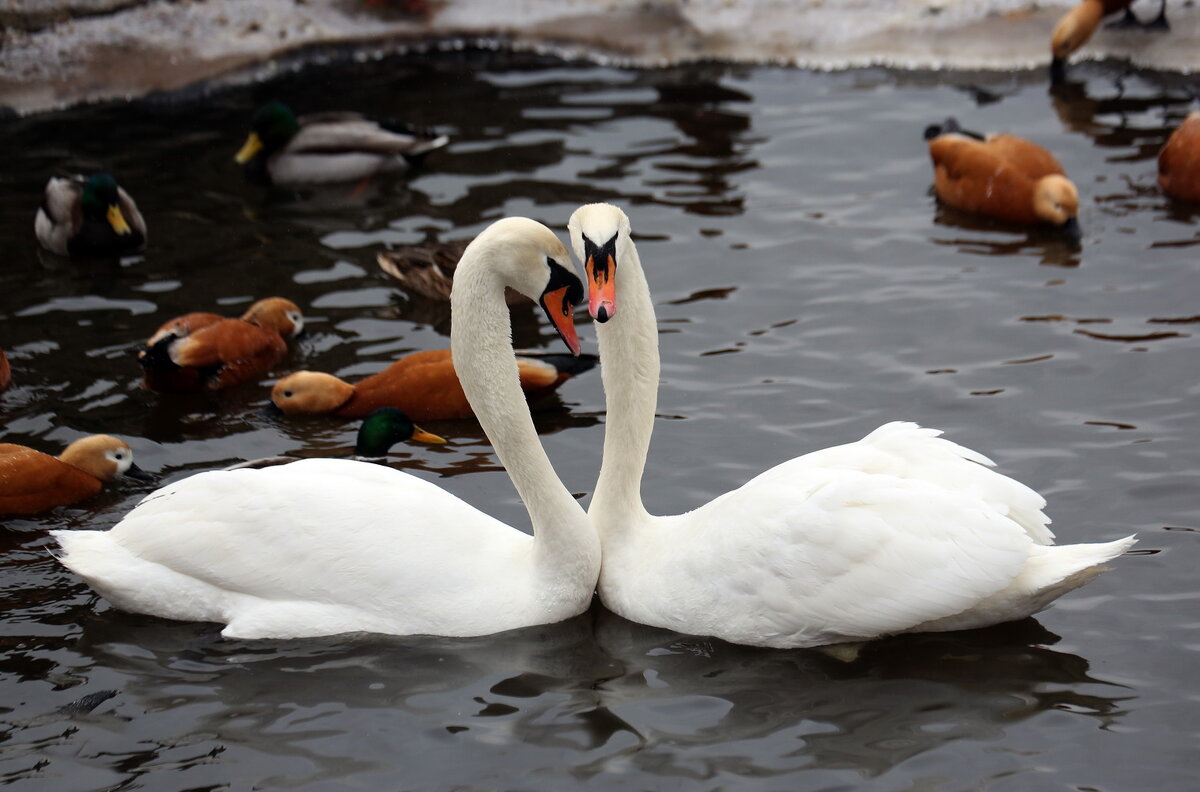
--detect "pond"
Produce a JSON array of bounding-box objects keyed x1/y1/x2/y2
[{"x1": 0, "y1": 48, "x2": 1197, "y2": 790}]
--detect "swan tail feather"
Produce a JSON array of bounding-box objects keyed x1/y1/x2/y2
[
  {"x1": 53, "y1": 528, "x2": 229, "y2": 624},
  {"x1": 916, "y1": 534, "x2": 1137, "y2": 633}
]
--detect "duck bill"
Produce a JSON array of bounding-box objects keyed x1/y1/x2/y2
[
  {"x1": 411, "y1": 426, "x2": 447, "y2": 444},
  {"x1": 1062, "y1": 216, "x2": 1082, "y2": 246},
  {"x1": 123, "y1": 463, "x2": 156, "y2": 482},
  {"x1": 107, "y1": 204, "x2": 132, "y2": 236},
  {"x1": 235, "y1": 132, "x2": 264, "y2": 164},
  {"x1": 539, "y1": 285, "x2": 582, "y2": 357}
]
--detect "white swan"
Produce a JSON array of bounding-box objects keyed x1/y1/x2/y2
[
  {"x1": 568, "y1": 203, "x2": 1135, "y2": 649},
  {"x1": 53, "y1": 217, "x2": 601, "y2": 640}
]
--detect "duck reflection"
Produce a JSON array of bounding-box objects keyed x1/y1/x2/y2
[
  {"x1": 58, "y1": 604, "x2": 1128, "y2": 787},
  {"x1": 1048, "y1": 72, "x2": 1194, "y2": 160},
  {"x1": 930, "y1": 203, "x2": 1083, "y2": 268}
]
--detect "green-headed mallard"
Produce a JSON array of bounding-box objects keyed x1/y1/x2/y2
[
  {"x1": 235, "y1": 101, "x2": 450, "y2": 185},
  {"x1": 229, "y1": 407, "x2": 447, "y2": 470},
  {"x1": 35, "y1": 173, "x2": 147, "y2": 258}
]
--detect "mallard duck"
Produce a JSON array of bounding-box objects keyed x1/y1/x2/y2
[
  {"x1": 234, "y1": 101, "x2": 449, "y2": 185},
  {"x1": 378, "y1": 239, "x2": 525, "y2": 305},
  {"x1": 0, "y1": 435, "x2": 154, "y2": 516},
  {"x1": 139, "y1": 297, "x2": 304, "y2": 393},
  {"x1": 231, "y1": 407, "x2": 446, "y2": 469},
  {"x1": 923, "y1": 118, "x2": 1081, "y2": 244},
  {"x1": 271, "y1": 348, "x2": 597, "y2": 421},
  {"x1": 570, "y1": 202, "x2": 1133, "y2": 650},
  {"x1": 35, "y1": 173, "x2": 146, "y2": 258}
]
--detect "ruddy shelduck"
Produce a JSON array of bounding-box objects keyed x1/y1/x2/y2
[
  {"x1": 1050, "y1": 0, "x2": 1169, "y2": 82},
  {"x1": 139, "y1": 297, "x2": 304, "y2": 392},
  {"x1": 1159, "y1": 111, "x2": 1200, "y2": 203},
  {"x1": 271, "y1": 349, "x2": 597, "y2": 421},
  {"x1": 924, "y1": 118, "x2": 1082, "y2": 243},
  {"x1": 0, "y1": 347, "x2": 10, "y2": 391},
  {"x1": 0, "y1": 435, "x2": 153, "y2": 516}
]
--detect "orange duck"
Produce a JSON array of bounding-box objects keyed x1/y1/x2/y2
[
  {"x1": 1159, "y1": 110, "x2": 1200, "y2": 203},
  {"x1": 0, "y1": 435, "x2": 154, "y2": 516},
  {"x1": 0, "y1": 347, "x2": 10, "y2": 391},
  {"x1": 923, "y1": 118, "x2": 1082, "y2": 243},
  {"x1": 271, "y1": 349, "x2": 598, "y2": 421},
  {"x1": 139, "y1": 297, "x2": 304, "y2": 393},
  {"x1": 1050, "y1": 0, "x2": 1169, "y2": 82}
]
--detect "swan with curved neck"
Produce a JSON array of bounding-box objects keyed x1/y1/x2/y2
[
  {"x1": 569, "y1": 202, "x2": 1135, "y2": 649},
  {"x1": 53, "y1": 217, "x2": 600, "y2": 640}
]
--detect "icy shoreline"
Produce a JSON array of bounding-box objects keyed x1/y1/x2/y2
[{"x1": 2, "y1": 0, "x2": 1197, "y2": 115}]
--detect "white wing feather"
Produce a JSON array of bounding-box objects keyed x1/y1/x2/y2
[{"x1": 54, "y1": 459, "x2": 534, "y2": 639}]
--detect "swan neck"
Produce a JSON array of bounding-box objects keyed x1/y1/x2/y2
[
  {"x1": 450, "y1": 244, "x2": 595, "y2": 577},
  {"x1": 592, "y1": 236, "x2": 658, "y2": 527}
]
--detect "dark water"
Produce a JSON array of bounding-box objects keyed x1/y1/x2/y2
[{"x1": 1, "y1": 50, "x2": 1198, "y2": 790}]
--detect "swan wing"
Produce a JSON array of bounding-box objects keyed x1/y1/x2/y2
[
  {"x1": 614, "y1": 424, "x2": 1053, "y2": 647},
  {"x1": 778, "y1": 422, "x2": 1052, "y2": 543},
  {"x1": 667, "y1": 464, "x2": 1034, "y2": 647},
  {"x1": 53, "y1": 459, "x2": 532, "y2": 638}
]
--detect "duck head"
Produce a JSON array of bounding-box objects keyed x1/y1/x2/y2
[
  {"x1": 355, "y1": 407, "x2": 446, "y2": 460},
  {"x1": 1033, "y1": 175, "x2": 1082, "y2": 245},
  {"x1": 235, "y1": 102, "x2": 300, "y2": 166},
  {"x1": 241, "y1": 297, "x2": 305, "y2": 338},
  {"x1": 59, "y1": 435, "x2": 154, "y2": 483},
  {"x1": 1050, "y1": 0, "x2": 1104, "y2": 82},
  {"x1": 80, "y1": 174, "x2": 135, "y2": 238},
  {"x1": 271, "y1": 371, "x2": 354, "y2": 415}
]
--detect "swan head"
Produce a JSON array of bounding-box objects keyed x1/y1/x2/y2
[
  {"x1": 271, "y1": 371, "x2": 355, "y2": 415},
  {"x1": 460, "y1": 217, "x2": 584, "y2": 356},
  {"x1": 567, "y1": 203, "x2": 630, "y2": 323},
  {"x1": 58, "y1": 435, "x2": 155, "y2": 483}
]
